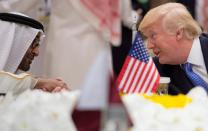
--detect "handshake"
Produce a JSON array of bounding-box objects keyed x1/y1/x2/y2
[
  {"x1": 0, "y1": 71, "x2": 70, "y2": 97},
  {"x1": 35, "y1": 77, "x2": 70, "y2": 93}
]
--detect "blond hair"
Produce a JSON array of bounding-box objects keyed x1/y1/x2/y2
[{"x1": 139, "y1": 3, "x2": 202, "y2": 39}]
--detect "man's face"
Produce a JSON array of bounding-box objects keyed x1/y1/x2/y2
[
  {"x1": 144, "y1": 22, "x2": 182, "y2": 65},
  {"x1": 18, "y1": 33, "x2": 41, "y2": 71}
]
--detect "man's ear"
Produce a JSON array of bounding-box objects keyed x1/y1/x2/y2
[{"x1": 176, "y1": 27, "x2": 184, "y2": 40}]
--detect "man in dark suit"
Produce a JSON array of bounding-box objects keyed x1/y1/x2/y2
[{"x1": 138, "y1": 3, "x2": 208, "y2": 95}]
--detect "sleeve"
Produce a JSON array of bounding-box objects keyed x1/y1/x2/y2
[{"x1": 0, "y1": 71, "x2": 38, "y2": 97}]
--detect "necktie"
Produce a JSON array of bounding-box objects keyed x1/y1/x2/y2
[{"x1": 183, "y1": 63, "x2": 208, "y2": 92}]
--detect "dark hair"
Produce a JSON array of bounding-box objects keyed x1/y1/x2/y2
[{"x1": 0, "y1": 12, "x2": 44, "y2": 31}]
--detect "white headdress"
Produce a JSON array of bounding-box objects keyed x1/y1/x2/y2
[{"x1": 0, "y1": 12, "x2": 44, "y2": 73}]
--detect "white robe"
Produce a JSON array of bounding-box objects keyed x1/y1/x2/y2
[
  {"x1": 44, "y1": 0, "x2": 133, "y2": 109},
  {"x1": 0, "y1": 13, "x2": 43, "y2": 96},
  {"x1": 0, "y1": 71, "x2": 37, "y2": 97},
  {"x1": 44, "y1": 1, "x2": 109, "y2": 110}
]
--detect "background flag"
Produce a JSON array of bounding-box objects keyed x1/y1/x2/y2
[{"x1": 117, "y1": 32, "x2": 160, "y2": 94}]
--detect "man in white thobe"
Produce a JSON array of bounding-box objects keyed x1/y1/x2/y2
[{"x1": 0, "y1": 12, "x2": 68, "y2": 97}]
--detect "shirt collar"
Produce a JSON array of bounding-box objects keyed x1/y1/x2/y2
[{"x1": 187, "y1": 37, "x2": 204, "y2": 67}]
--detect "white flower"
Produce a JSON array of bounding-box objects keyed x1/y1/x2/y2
[
  {"x1": 122, "y1": 88, "x2": 208, "y2": 131},
  {"x1": 0, "y1": 90, "x2": 80, "y2": 131}
]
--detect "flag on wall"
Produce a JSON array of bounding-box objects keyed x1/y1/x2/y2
[{"x1": 117, "y1": 32, "x2": 160, "y2": 94}]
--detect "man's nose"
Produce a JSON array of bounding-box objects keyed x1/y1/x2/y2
[{"x1": 32, "y1": 47, "x2": 39, "y2": 56}]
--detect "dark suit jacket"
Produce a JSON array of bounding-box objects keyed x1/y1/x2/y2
[{"x1": 154, "y1": 33, "x2": 208, "y2": 95}]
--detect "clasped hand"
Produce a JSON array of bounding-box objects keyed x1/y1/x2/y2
[{"x1": 35, "y1": 78, "x2": 70, "y2": 92}]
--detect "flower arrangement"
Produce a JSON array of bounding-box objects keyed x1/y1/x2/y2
[
  {"x1": 122, "y1": 87, "x2": 208, "y2": 131},
  {"x1": 0, "y1": 90, "x2": 80, "y2": 131}
]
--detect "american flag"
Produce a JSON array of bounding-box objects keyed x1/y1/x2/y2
[{"x1": 117, "y1": 32, "x2": 160, "y2": 94}]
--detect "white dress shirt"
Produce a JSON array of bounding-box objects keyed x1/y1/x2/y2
[{"x1": 186, "y1": 37, "x2": 208, "y2": 83}]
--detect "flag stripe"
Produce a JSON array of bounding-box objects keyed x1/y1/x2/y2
[
  {"x1": 118, "y1": 56, "x2": 134, "y2": 91},
  {"x1": 137, "y1": 60, "x2": 153, "y2": 93},
  {"x1": 141, "y1": 61, "x2": 154, "y2": 93},
  {"x1": 144, "y1": 66, "x2": 157, "y2": 93},
  {"x1": 117, "y1": 32, "x2": 160, "y2": 94},
  {"x1": 125, "y1": 59, "x2": 140, "y2": 93},
  {"x1": 143, "y1": 61, "x2": 157, "y2": 93},
  {"x1": 117, "y1": 56, "x2": 131, "y2": 88},
  {"x1": 127, "y1": 61, "x2": 142, "y2": 93},
  {"x1": 122, "y1": 58, "x2": 137, "y2": 92},
  {"x1": 151, "y1": 72, "x2": 160, "y2": 93},
  {"x1": 133, "y1": 62, "x2": 147, "y2": 92}
]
